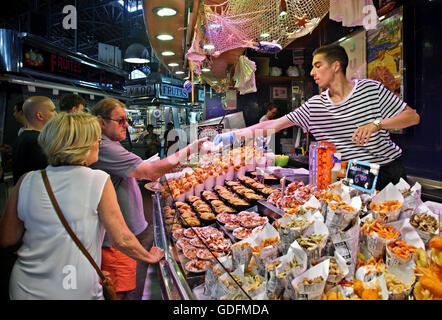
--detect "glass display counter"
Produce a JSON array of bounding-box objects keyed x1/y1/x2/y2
[
  {"x1": 151, "y1": 174, "x2": 284, "y2": 300},
  {"x1": 150, "y1": 157, "x2": 439, "y2": 301}
]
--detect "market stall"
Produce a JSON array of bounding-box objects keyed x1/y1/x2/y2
[
  {"x1": 151, "y1": 143, "x2": 442, "y2": 300},
  {"x1": 0, "y1": 28, "x2": 129, "y2": 158},
  {"x1": 125, "y1": 73, "x2": 204, "y2": 158}
]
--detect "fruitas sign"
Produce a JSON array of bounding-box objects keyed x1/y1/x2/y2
[{"x1": 159, "y1": 83, "x2": 189, "y2": 100}]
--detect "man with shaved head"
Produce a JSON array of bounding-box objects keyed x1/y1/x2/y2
[{"x1": 12, "y1": 96, "x2": 57, "y2": 184}]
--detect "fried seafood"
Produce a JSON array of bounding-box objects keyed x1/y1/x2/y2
[
  {"x1": 361, "y1": 219, "x2": 400, "y2": 240},
  {"x1": 297, "y1": 233, "x2": 325, "y2": 250},
  {"x1": 370, "y1": 200, "x2": 402, "y2": 215},
  {"x1": 410, "y1": 212, "x2": 439, "y2": 234},
  {"x1": 387, "y1": 240, "x2": 417, "y2": 260},
  {"x1": 299, "y1": 276, "x2": 324, "y2": 286},
  {"x1": 283, "y1": 218, "x2": 312, "y2": 229}
]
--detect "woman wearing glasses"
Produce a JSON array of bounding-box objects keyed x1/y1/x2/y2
[
  {"x1": 90, "y1": 98, "x2": 208, "y2": 299},
  {"x1": 0, "y1": 112, "x2": 164, "y2": 299}
]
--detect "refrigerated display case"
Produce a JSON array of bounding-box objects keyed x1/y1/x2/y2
[{"x1": 151, "y1": 171, "x2": 285, "y2": 300}]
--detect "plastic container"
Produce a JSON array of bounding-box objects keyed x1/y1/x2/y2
[
  {"x1": 256, "y1": 167, "x2": 265, "y2": 184},
  {"x1": 308, "y1": 141, "x2": 336, "y2": 189},
  {"x1": 337, "y1": 161, "x2": 348, "y2": 180},
  {"x1": 331, "y1": 153, "x2": 341, "y2": 184},
  {"x1": 275, "y1": 155, "x2": 289, "y2": 167}
]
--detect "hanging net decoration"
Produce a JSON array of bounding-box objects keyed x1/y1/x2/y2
[
  {"x1": 186, "y1": 0, "x2": 330, "y2": 89},
  {"x1": 187, "y1": 0, "x2": 329, "y2": 60}
]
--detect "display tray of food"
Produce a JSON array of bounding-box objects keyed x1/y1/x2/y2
[
  {"x1": 246, "y1": 171, "x2": 280, "y2": 185},
  {"x1": 188, "y1": 196, "x2": 217, "y2": 223},
  {"x1": 174, "y1": 201, "x2": 203, "y2": 227},
  {"x1": 237, "y1": 175, "x2": 280, "y2": 197},
  {"x1": 169, "y1": 224, "x2": 233, "y2": 275},
  {"x1": 200, "y1": 190, "x2": 238, "y2": 215},
  {"x1": 215, "y1": 205, "x2": 277, "y2": 241},
  {"x1": 227, "y1": 183, "x2": 265, "y2": 204},
  {"x1": 213, "y1": 185, "x2": 252, "y2": 211}
]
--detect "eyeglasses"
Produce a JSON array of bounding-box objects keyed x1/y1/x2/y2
[{"x1": 103, "y1": 117, "x2": 128, "y2": 127}]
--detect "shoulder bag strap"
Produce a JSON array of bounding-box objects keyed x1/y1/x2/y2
[{"x1": 41, "y1": 169, "x2": 105, "y2": 282}]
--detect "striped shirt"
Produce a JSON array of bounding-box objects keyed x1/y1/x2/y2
[{"x1": 286, "y1": 79, "x2": 407, "y2": 165}]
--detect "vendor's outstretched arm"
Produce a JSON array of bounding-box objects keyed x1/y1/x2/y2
[
  {"x1": 129, "y1": 137, "x2": 208, "y2": 181},
  {"x1": 231, "y1": 115, "x2": 294, "y2": 140}
]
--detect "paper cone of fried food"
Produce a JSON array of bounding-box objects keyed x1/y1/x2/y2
[
  {"x1": 370, "y1": 183, "x2": 404, "y2": 223},
  {"x1": 325, "y1": 196, "x2": 361, "y2": 234},
  {"x1": 291, "y1": 259, "x2": 330, "y2": 300},
  {"x1": 395, "y1": 178, "x2": 422, "y2": 220},
  {"x1": 409, "y1": 203, "x2": 440, "y2": 246}
]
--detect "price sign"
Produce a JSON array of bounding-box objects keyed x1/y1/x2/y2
[
  {"x1": 345, "y1": 159, "x2": 379, "y2": 194},
  {"x1": 198, "y1": 124, "x2": 224, "y2": 141}
]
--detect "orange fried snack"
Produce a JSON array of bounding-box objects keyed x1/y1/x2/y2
[
  {"x1": 414, "y1": 266, "x2": 442, "y2": 300},
  {"x1": 326, "y1": 291, "x2": 344, "y2": 300},
  {"x1": 361, "y1": 219, "x2": 400, "y2": 240},
  {"x1": 353, "y1": 280, "x2": 379, "y2": 300},
  {"x1": 251, "y1": 237, "x2": 279, "y2": 254},
  {"x1": 431, "y1": 236, "x2": 442, "y2": 251},
  {"x1": 338, "y1": 279, "x2": 354, "y2": 287},
  {"x1": 430, "y1": 237, "x2": 442, "y2": 281},
  {"x1": 320, "y1": 191, "x2": 342, "y2": 203},
  {"x1": 387, "y1": 240, "x2": 417, "y2": 260},
  {"x1": 328, "y1": 202, "x2": 357, "y2": 212},
  {"x1": 355, "y1": 257, "x2": 386, "y2": 274},
  {"x1": 370, "y1": 200, "x2": 402, "y2": 215}
]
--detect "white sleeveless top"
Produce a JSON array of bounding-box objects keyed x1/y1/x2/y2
[{"x1": 10, "y1": 165, "x2": 109, "y2": 300}]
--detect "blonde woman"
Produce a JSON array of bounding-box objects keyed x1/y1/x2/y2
[{"x1": 0, "y1": 112, "x2": 163, "y2": 300}]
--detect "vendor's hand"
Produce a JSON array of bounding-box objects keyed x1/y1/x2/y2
[
  {"x1": 352, "y1": 123, "x2": 378, "y2": 146},
  {"x1": 148, "y1": 246, "x2": 164, "y2": 263},
  {"x1": 213, "y1": 132, "x2": 235, "y2": 146},
  {"x1": 200, "y1": 140, "x2": 221, "y2": 154},
  {"x1": 189, "y1": 137, "x2": 209, "y2": 153}
]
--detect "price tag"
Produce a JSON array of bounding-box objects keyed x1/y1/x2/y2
[{"x1": 345, "y1": 159, "x2": 379, "y2": 194}]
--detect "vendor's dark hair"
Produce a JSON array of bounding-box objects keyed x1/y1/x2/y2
[
  {"x1": 60, "y1": 93, "x2": 86, "y2": 112},
  {"x1": 264, "y1": 102, "x2": 277, "y2": 111},
  {"x1": 313, "y1": 44, "x2": 348, "y2": 75}
]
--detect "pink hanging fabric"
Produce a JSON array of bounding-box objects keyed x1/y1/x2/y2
[{"x1": 330, "y1": 0, "x2": 379, "y2": 30}]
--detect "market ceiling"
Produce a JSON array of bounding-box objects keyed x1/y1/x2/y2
[
  {"x1": 142, "y1": 0, "x2": 332, "y2": 90},
  {"x1": 142, "y1": 0, "x2": 244, "y2": 82},
  {"x1": 0, "y1": 0, "x2": 149, "y2": 61}
]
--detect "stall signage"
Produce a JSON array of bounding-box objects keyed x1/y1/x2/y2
[
  {"x1": 198, "y1": 124, "x2": 224, "y2": 140},
  {"x1": 22, "y1": 43, "x2": 126, "y2": 91},
  {"x1": 159, "y1": 83, "x2": 188, "y2": 100},
  {"x1": 345, "y1": 159, "x2": 379, "y2": 194},
  {"x1": 126, "y1": 84, "x2": 155, "y2": 97}
]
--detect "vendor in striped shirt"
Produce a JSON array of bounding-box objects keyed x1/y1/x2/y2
[{"x1": 214, "y1": 44, "x2": 420, "y2": 191}]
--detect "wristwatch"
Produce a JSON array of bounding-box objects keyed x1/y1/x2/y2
[{"x1": 373, "y1": 119, "x2": 382, "y2": 131}]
